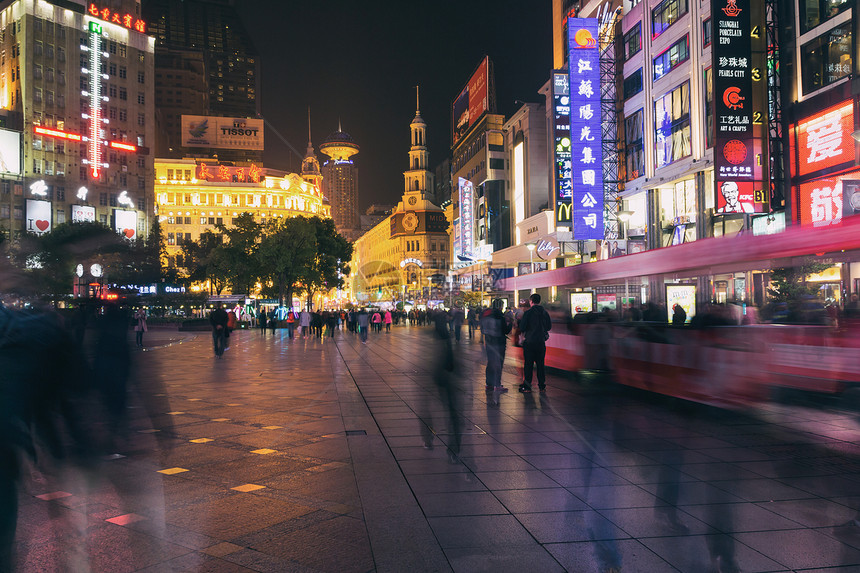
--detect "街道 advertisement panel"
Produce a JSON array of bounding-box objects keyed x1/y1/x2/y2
[{"x1": 712, "y1": 0, "x2": 768, "y2": 214}]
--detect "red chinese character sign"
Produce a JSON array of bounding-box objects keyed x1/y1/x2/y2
[
  {"x1": 712, "y1": 0, "x2": 768, "y2": 213},
  {"x1": 88, "y1": 3, "x2": 146, "y2": 34},
  {"x1": 794, "y1": 101, "x2": 855, "y2": 178},
  {"x1": 799, "y1": 170, "x2": 860, "y2": 227}
]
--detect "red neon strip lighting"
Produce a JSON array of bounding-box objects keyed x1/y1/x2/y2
[
  {"x1": 109, "y1": 141, "x2": 137, "y2": 152},
  {"x1": 34, "y1": 126, "x2": 82, "y2": 141}
]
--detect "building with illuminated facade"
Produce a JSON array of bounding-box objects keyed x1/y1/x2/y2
[
  {"x1": 349, "y1": 95, "x2": 449, "y2": 306},
  {"x1": 0, "y1": 0, "x2": 154, "y2": 241},
  {"x1": 144, "y1": 0, "x2": 260, "y2": 162},
  {"x1": 154, "y1": 158, "x2": 330, "y2": 269},
  {"x1": 320, "y1": 123, "x2": 360, "y2": 241}
]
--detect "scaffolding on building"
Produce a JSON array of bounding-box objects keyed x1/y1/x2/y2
[
  {"x1": 598, "y1": 7, "x2": 622, "y2": 240},
  {"x1": 765, "y1": 0, "x2": 784, "y2": 211}
]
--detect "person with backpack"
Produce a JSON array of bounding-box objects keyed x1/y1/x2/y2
[{"x1": 518, "y1": 293, "x2": 552, "y2": 393}]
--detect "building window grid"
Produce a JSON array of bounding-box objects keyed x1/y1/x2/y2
[
  {"x1": 623, "y1": 24, "x2": 642, "y2": 61},
  {"x1": 652, "y1": 0, "x2": 688, "y2": 39},
  {"x1": 653, "y1": 35, "x2": 690, "y2": 80},
  {"x1": 625, "y1": 110, "x2": 645, "y2": 181},
  {"x1": 654, "y1": 81, "x2": 692, "y2": 169}
]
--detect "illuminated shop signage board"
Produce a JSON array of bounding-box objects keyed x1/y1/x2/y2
[
  {"x1": 458, "y1": 177, "x2": 474, "y2": 260},
  {"x1": 34, "y1": 126, "x2": 81, "y2": 141},
  {"x1": 452, "y1": 57, "x2": 489, "y2": 146},
  {"x1": 196, "y1": 162, "x2": 263, "y2": 183},
  {"x1": 798, "y1": 170, "x2": 860, "y2": 227},
  {"x1": 0, "y1": 129, "x2": 21, "y2": 175},
  {"x1": 567, "y1": 18, "x2": 604, "y2": 239},
  {"x1": 713, "y1": 0, "x2": 767, "y2": 214},
  {"x1": 552, "y1": 72, "x2": 572, "y2": 225},
  {"x1": 666, "y1": 284, "x2": 696, "y2": 323},
  {"x1": 86, "y1": 21, "x2": 105, "y2": 179},
  {"x1": 87, "y1": 3, "x2": 146, "y2": 33},
  {"x1": 109, "y1": 141, "x2": 137, "y2": 152},
  {"x1": 570, "y1": 292, "x2": 594, "y2": 315},
  {"x1": 794, "y1": 101, "x2": 855, "y2": 178}
]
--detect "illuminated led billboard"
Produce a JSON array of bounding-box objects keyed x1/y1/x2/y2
[
  {"x1": 552, "y1": 72, "x2": 572, "y2": 225},
  {"x1": 114, "y1": 209, "x2": 137, "y2": 240},
  {"x1": 182, "y1": 116, "x2": 264, "y2": 150},
  {"x1": 794, "y1": 100, "x2": 855, "y2": 178},
  {"x1": 0, "y1": 129, "x2": 21, "y2": 175},
  {"x1": 26, "y1": 199, "x2": 51, "y2": 235},
  {"x1": 568, "y1": 17, "x2": 604, "y2": 240},
  {"x1": 458, "y1": 177, "x2": 474, "y2": 260},
  {"x1": 452, "y1": 57, "x2": 489, "y2": 146}
]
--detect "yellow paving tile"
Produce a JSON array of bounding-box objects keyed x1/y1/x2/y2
[
  {"x1": 231, "y1": 483, "x2": 265, "y2": 492},
  {"x1": 188, "y1": 398, "x2": 202, "y2": 401},
  {"x1": 157, "y1": 467, "x2": 189, "y2": 475},
  {"x1": 189, "y1": 438, "x2": 214, "y2": 443},
  {"x1": 262, "y1": 425, "x2": 282, "y2": 430},
  {"x1": 211, "y1": 418, "x2": 230, "y2": 422},
  {"x1": 250, "y1": 448, "x2": 277, "y2": 455},
  {"x1": 202, "y1": 542, "x2": 243, "y2": 557},
  {"x1": 225, "y1": 403, "x2": 241, "y2": 406},
  {"x1": 106, "y1": 513, "x2": 146, "y2": 526},
  {"x1": 166, "y1": 411, "x2": 185, "y2": 416}
]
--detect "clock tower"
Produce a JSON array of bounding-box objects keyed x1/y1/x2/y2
[{"x1": 390, "y1": 87, "x2": 450, "y2": 304}]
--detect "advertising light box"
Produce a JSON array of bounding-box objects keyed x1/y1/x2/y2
[
  {"x1": 0, "y1": 128, "x2": 21, "y2": 175},
  {"x1": 458, "y1": 177, "x2": 474, "y2": 260},
  {"x1": 72, "y1": 204, "x2": 95, "y2": 222},
  {"x1": 666, "y1": 284, "x2": 696, "y2": 324},
  {"x1": 798, "y1": 170, "x2": 860, "y2": 228},
  {"x1": 568, "y1": 17, "x2": 604, "y2": 239},
  {"x1": 114, "y1": 209, "x2": 137, "y2": 240},
  {"x1": 570, "y1": 292, "x2": 594, "y2": 315},
  {"x1": 552, "y1": 72, "x2": 572, "y2": 225},
  {"x1": 794, "y1": 100, "x2": 855, "y2": 178},
  {"x1": 26, "y1": 199, "x2": 51, "y2": 235}
]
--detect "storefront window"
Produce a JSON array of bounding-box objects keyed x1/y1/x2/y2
[
  {"x1": 801, "y1": 24, "x2": 852, "y2": 94},
  {"x1": 625, "y1": 110, "x2": 645, "y2": 181},
  {"x1": 799, "y1": 0, "x2": 851, "y2": 34},
  {"x1": 654, "y1": 82, "x2": 691, "y2": 169},
  {"x1": 659, "y1": 179, "x2": 697, "y2": 245}
]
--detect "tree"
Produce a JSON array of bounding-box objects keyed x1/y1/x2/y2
[
  {"x1": 181, "y1": 230, "x2": 230, "y2": 294},
  {"x1": 767, "y1": 259, "x2": 832, "y2": 307},
  {"x1": 12, "y1": 221, "x2": 127, "y2": 300},
  {"x1": 298, "y1": 217, "x2": 353, "y2": 309},
  {"x1": 215, "y1": 212, "x2": 261, "y2": 295},
  {"x1": 257, "y1": 216, "x2": 316, "y2": 308}
]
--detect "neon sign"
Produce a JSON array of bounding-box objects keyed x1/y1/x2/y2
[
  {"x1": 568, "y1": 18, "x2": 604, "y2": 240},
  {"x1": 795, "y1": 101, "x2": 855, "y2": 178},
  {"x1": 34, "y1": 126, "x2": 82, "y2": 141},
  {"x1": 87, "y1": 3, "x2": 146, "y2": 33},
  {"x1": 86, "y1": 22, "x2": 104, "y2": 179},
  {"x1": 458, "y1": 177, "x2": 474, "y2": 260},
  {"x1": 109, "y1": 141, "x2": 137, "y2": 152}
]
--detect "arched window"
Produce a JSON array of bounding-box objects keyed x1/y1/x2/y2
[{"x1": 413, "y1": 180, "x2": 419, "y2": 191}]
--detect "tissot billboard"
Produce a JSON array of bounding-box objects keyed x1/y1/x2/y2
[
  {"x1": 452, "y1": 57, "x2": 489, "y2": 146},
  {"x1": 568, "y1": 17, "x2": 604, "y2": 239},
  {"x1": 712, "y1": 0, "x2": 767, "y2": 213},
  {"x1": 182, "y1": 116, "x2": 264, "y2": 151}
]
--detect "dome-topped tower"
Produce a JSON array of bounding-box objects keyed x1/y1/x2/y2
[{"x1": 320, "y1": 120, "x2": 360, "y2": 239}]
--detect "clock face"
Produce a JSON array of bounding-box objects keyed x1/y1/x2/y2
[
  {"x1": 408, "y1": 196, "x2": 417, "y2": 206},
  {"x1": 75, "y1": 264, "x2": 84, "y2": 277},
  {"x1": 90, "y1": 263, "x2": 103, "y2": 278},
  {"x1": 403, "y1": 212, "x2": 419, "y2": 232}
]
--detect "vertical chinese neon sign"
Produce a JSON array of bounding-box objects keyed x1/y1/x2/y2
[
  {"x1": 552, "y1": 72, "x2": 572, "y2": 225},
  {"x1": 568, "y1": 18, "x2": 604, "y2": 240},
  {"x1": 458, "y1": 177, "x2": 473, "y2": 260},
  {"x1": 88, "y1": 21, "x2": 103, "y2": 179}
]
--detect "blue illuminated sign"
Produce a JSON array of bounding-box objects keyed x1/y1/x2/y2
[
  {"x1": 553, "y1": 72, "x2": 572, "y2": 225},
  {"x1": 568, "y1": 17, "x2": 604, "y2": 240}
]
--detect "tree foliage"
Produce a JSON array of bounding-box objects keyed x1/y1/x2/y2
[
  {"x1": 767, "y1": 259, "x2": 832, "y2": 307},
  {"x1": 298, "y1": 217, "x2": 353, "y2": 308},
  {"x1": 215, "y1": 212, "x2": 261, "y2": 295},
  {"x1": 257, "y1": 216, "x2": 317, "y2": 307}
]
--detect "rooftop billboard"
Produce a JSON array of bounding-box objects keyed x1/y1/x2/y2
[
  {"x1": 452, "y1": 57, "x2": 489, "y2": 146},
  {"x1": 181, "y1": 116, "x2": 264, "y2": 151}
]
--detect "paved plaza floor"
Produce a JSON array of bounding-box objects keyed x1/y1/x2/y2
[{"x1": 12, "y1": 324, "x2": 860, "y2": 572}]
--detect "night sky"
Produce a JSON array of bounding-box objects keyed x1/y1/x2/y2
[{"x1": 234, "y1": 1, "x2": 552, "y2": 211}]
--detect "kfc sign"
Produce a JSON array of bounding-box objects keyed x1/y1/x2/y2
[{"x1": 795, "y1": 101, "x2": 855, "y2": 178}]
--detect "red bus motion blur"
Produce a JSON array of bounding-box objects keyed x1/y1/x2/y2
[{"x1": 501, "y1": 215, "x2": 860, "y2": 409}]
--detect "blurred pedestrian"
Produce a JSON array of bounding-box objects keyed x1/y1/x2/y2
[
  {"x1": 481, "y1": 299, "x2": 511, "y2": 393},
  {"x1": 300, "y1": 308, "x2": 311, "y2": 338},
  {"x1": 209, "y1": 303, "x2": 229, "y2": 357},
  {"x1": 225, "y1": 306, "x2": 237, "y2": 349},
  {"x1": 268, "y1": 308, "x2": 277, "y2": 334},
  {"x1": 371, "y1": 310, "x2": 382, "y2": 333},
  {"x1": 518, "y1": 293, "x2": 552, "y2": 393},
  {"x1": 133, "y1": 307, "x2": 147, "y2": 348},
  {"x1": 286, "y1": 308, "x2": 296, "y2": 339},
  {"x1": 357, "y1": 309, "x2": 370, "y2": 344},
  {"x1": 672, "y1": 303, "x2": 687, "y2": 327},
  {"x1": 258, "y1": 308, "x2": 268, "y2": 334},
  {"x1": 420, "y1": 310, "x2": 462, "y2": 463},
  {"x1": 384, "y1": 309, "x2": 393, "y2": 332}
]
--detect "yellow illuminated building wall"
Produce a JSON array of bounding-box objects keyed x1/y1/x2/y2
[{"x1": 155, "y1": 158, "x2": 330, "y2": 268}]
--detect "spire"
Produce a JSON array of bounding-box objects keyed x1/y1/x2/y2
[
  {"x1": 338, "y1": 118, "x2": 342, "y2": 132},
  {"x1": 307, "y1": 106, "x2": 312, "y2": 146},
  {"x1": 415, "y1": 85, "x2": 420, "y2": 113}
]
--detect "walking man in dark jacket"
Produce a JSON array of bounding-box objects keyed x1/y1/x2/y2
[
  {"x1": 209, "y1": 302, "x2": 229, "y2": 357},
  {"x1": 518, "y1": 293, "x2": 552, "y2": 393}
]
